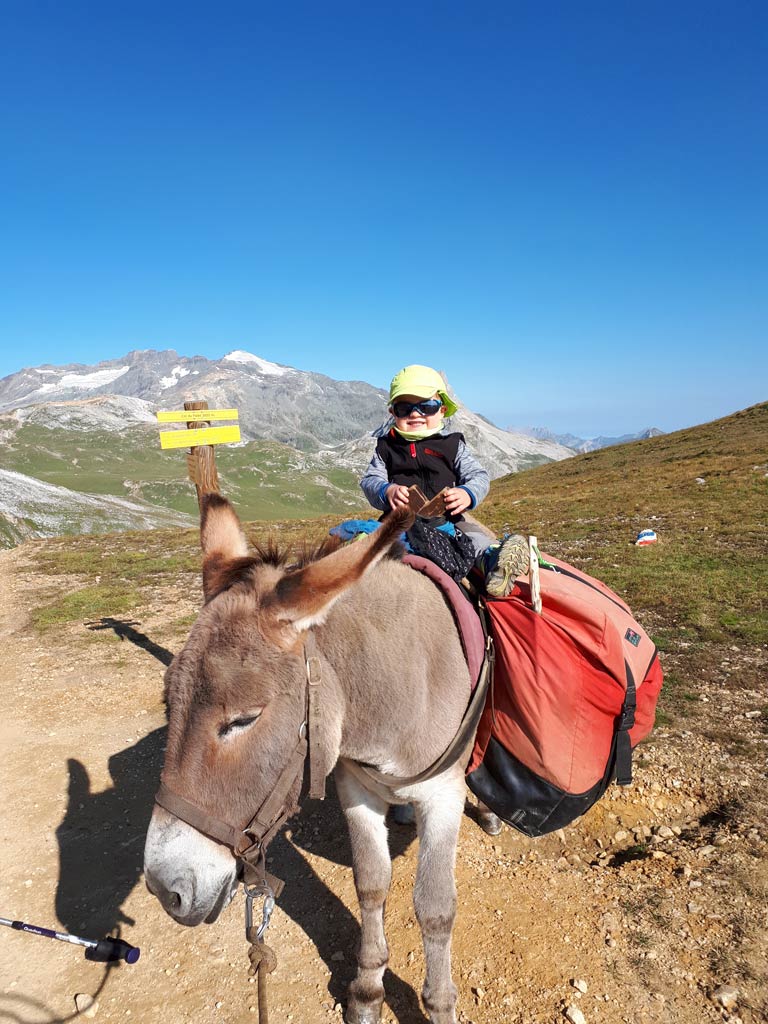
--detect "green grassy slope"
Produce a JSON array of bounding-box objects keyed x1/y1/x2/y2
[
  {"x1": 479, "y1": 401, "x2": 767, "y2": 648},
  {"x1": 1, "y1": 421, "x2": 363, "y2": 522}
]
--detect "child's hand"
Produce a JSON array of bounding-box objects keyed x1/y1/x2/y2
[
  {"x1": 386, "y1": 484, "x2": 411, "y2": 511},
  {"x1": 444, "y1": 487, "x2": 471, "y2": 515}
]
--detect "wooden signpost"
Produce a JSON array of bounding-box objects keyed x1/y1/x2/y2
[{"x1": 157, "y1": 401, "x2": 240, "y2": 507}]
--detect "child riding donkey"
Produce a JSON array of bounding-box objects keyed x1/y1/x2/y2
[{"x1": 361, "y1": 364, "x2": 528, "y2": 598}]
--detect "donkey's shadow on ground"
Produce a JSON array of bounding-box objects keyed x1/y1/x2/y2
[{"x1": 55, "y1": 617, "x2": 429, "y2": 1021}]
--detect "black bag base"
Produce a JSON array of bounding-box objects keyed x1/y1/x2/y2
[{"x1": 466, "y1": 736, "x2": 615, "y2": 838}]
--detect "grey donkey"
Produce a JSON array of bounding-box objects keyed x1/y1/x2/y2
[{"x1": 144, "y1": 495, "x2": 492, "y2": 1023}]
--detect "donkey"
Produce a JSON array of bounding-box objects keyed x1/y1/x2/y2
[{"x1": 144, "y1": 495, "x2": 486, "y2": 1024}]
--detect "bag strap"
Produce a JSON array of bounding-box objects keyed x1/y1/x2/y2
[
  {"x1": 599, "y1": 657, "x2": 639, "y2": 789},
  {"x1": 352, "y1": 601, "x2": 494, "y2": 791}
]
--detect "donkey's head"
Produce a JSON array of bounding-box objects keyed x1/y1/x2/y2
[{"x1": 144, "y1": 497, "x2": 411, "y2": 926}]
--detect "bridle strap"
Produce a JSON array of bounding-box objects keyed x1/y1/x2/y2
[
  {"x1": 303, "y1": 631, "x2": 325, "y2": 800},
  {"x1": 351, "y1": 600, "x2": 495, "y2": 791},
  {"x1": 236, "y1": 736, "x2": 308, "y2": 856},
  {"x1": 155, "y1": 782, "x2": 239, "y2": 848}
]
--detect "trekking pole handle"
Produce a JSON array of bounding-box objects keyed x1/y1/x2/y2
[{"x1": 85, "y1": 937, "x2": 141, "y2": 964}]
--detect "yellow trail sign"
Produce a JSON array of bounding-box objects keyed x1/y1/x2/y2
[
  {"x1": 156, "y1": 409, "x2": 239, "y2": 423},
  {"x1": 156, "y1": 400, "x2": 238, "y2": 503},
  {"x1": 159, "y1": 425, "x2": 241, "y2": 450}
]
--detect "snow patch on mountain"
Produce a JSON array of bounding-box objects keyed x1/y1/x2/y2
[
  {"x1": 223, "y1": 350, "x2": 288, "y2": 375},
  {"x1": 37, "y1": 365, "x2": 130, "y2": 395},
  {"x1": 159, "y1": 365, "x2": 191, "y2": 389},
  {"x1": 0, "y1": 349, "x2": 388, "y2": 446}
]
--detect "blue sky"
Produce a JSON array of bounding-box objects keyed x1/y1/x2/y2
[{"x1": 0, "y1": 1, "x2": 765, "y2": 436}]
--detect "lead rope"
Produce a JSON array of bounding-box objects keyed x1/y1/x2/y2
[
  {"x1": 241, "y1": 639, "x2": 325, "y2": 1022},
  {"x1": 246, "y1": 884, "x2": 278, "y2": 1023}
]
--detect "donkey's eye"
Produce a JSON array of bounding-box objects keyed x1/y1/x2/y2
[{"x1": 219, "y1": 711, "x2": 262, "y2": 738}]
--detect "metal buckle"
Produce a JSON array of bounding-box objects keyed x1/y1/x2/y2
[
  {"x1": 244, "y1": 882, "x2": 275, "y2": 941},
  {"x1": 236, "y1": 829, "x2": 263, "y2": 860}
]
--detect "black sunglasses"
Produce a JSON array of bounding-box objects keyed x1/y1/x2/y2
[{"x1": 391, "y1": 399, "x2": 443, "y2": 418}]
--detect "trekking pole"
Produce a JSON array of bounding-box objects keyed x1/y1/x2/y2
[{"x1": 0, "y1": 916, "x2": 140, "y2": 964}]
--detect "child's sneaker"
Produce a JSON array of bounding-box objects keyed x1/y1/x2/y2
[{"x1": 485, "y1": 534, "x2": 529, "y2": 597}]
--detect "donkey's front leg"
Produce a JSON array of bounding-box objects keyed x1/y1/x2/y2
[
  {"x1": 413, "y1": 771, "x2": 465, "y2": 1024},
  {"x1": 335, "y1": 763, "x2": 392, "y2": 1024}
]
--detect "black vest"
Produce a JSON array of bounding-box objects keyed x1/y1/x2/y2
[{"x1": 376, "y1": 430, "x2": 464, "y2": 503}]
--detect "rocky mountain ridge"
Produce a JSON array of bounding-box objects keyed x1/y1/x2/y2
[
  {"x1": 0, "y1": 349, "x2": 575, "y2": 475},
  {"x1": 514, "y1": 424, "x2": 665, "y2": 453},
  {"x1": 0, "y1": 349, "x2": 388, "y2": 451}
]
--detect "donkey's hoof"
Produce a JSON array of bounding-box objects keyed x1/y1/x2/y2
[
  {"x1": 478, "y1": 810, "x2": 502, "y2": 836},
  {"x1": 346, "y1": 982, "x2": 384, "y2": 1024},
  {"x1": 345, "y1": 1002, "x2": 382, "y2": 1024}
]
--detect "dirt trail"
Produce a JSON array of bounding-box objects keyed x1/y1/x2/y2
[{"x1": 0, "y1": 544, "x2": 766, "y2": 1024}]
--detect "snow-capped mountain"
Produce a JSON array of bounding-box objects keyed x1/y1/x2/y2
[
  {"x1": 0, "y1": 349, "x2": 388, "y2": 450},
  {"x1": 0, "y1": 349, "x2": 574, "y2": 475},
  {"x1": 0, "y1": 348, "x2": 576, "y2": 544}
]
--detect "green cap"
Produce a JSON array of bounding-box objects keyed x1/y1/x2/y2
[{"x1": 388, "y1": 365, "x2": 459, "y2": 417}]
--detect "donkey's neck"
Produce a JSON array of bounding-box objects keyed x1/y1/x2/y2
[{"x1": 316, "y1": 558, "x2": 472, "y2": 776}]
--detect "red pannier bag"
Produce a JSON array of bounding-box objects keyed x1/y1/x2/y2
[{"x1": 466, "y1": 553, "x2": 663, "y2": 837}]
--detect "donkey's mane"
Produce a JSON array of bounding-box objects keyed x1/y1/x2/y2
[
  {"x1": 205, "y1": 530, "x2": 405, "y2": 602},
  {"x1": 252, "y1": 533, "x2": 343, "y2": 569},
  {"x1": 250, "y1": 530, "x2": 405, "y2": 571}
]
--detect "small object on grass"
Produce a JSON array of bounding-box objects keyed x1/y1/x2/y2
[{"x1": 635, "y1": 529, "x2": 658, "y2": 546}]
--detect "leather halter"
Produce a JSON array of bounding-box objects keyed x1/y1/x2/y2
[
  {"x1": 154, "y1": 634, "x2": 325, "y2": 893},
  {"x1": 154, "y1": 602, "x2": 494, "y2": 888}
]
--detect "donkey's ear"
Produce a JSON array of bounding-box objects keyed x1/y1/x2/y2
[
  {"x1": 201, "y1": 494, "x2": 250, "y2": 602},
  {"x1": 265, "y1": 508, "x2": 414, "y2": 640}
]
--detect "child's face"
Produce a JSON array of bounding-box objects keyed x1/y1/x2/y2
[{"x1": 390, "y1": 392, "x2": 446, "y2": 432}]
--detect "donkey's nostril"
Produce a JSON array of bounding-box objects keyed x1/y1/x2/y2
[{"x1": 167, "y1": 891, "x2": 182, "y2": 911}]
